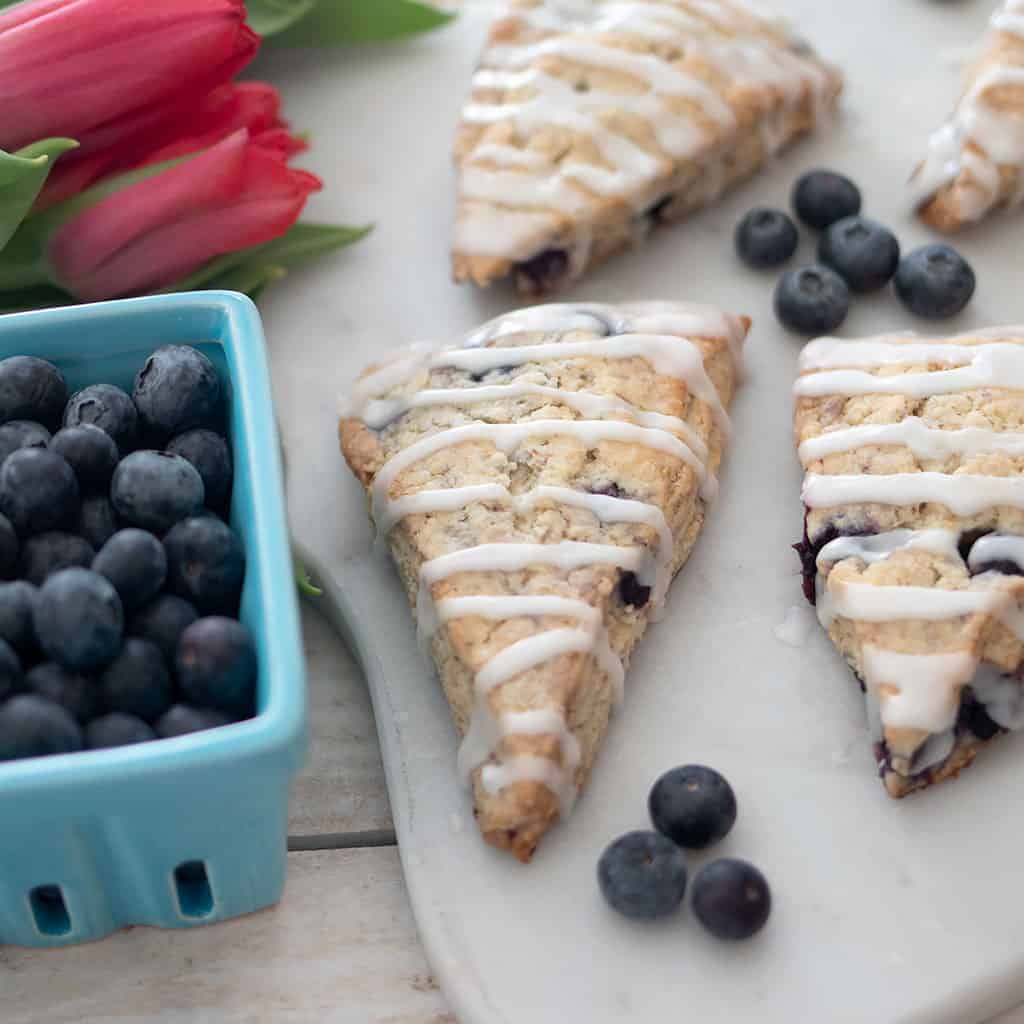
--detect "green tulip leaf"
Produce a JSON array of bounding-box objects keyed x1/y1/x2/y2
[
  {"x1": 0, "y1": 139, "x2": 78, "y2": 254},
  {"x1": 0, "y1": 285, "x2": 74, "y2": 314},
  {"x1": 244, "y1": 0, "x2": 319, "y2": 37},
  {"x1": 266, "y1": 0, "x2": 454, "y2": 45}
]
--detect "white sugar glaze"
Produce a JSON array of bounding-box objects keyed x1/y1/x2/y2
[
  {"x1": 456, "y1": 0, "x2": 835, "y2": 265},
  {"x1": 352, "y1": 302, "x2": 738, "y2": 811},
  {"x1": 797, "y1": 326, "x2": 1024, "y2": 752},
  {"x1": 910, "y1": 0, "x2": 1024, "y2": 221}
]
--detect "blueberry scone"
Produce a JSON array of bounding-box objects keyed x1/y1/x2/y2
[
  {"x1": 911, "y1": 0, "x2": 1024, "y2": 230},
  {"x1": 452, "y1": 0, "x2": 843, "y2": 295},
  {"x1": 794, "y1": 328, "x2": 1024, "y2": 797},
  {"x1": 340, "y1": 302, "x2": 746, "y2": 861}
]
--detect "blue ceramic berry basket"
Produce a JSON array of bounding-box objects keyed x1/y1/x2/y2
[{"x1": 0, "y1": 291, "x2": 306, "y2": 947}]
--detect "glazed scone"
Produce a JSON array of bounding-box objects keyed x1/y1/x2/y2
[
  {"x1": 793, "y1": 328, "x2": 1024, "y2": 797},
  {"x1": 452, "y1": 0, "x2": 843, "y2": 295},
  {"x1": 340, "y1": 302, "x2": 746, "y2": 861},
  {"x1": 911, "y1": 0, "x2": 1024, "y2": 230}
]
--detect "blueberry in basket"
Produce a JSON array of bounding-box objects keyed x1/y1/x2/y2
[{"x1": 0, "y1": 345, "x2": 256, "y2": 763}]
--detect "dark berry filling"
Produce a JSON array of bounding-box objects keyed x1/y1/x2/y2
[
  {"x1": 589, "y1": 483, "x2": 628, "y2": 499},
  {"x1": 514, "y1": 248, "x2": 570, "y2": 293},
  {"x1": 469, "y1": 365, "x2": 518, "y2": 383},
  {"x1": 957, "y1": 527, "x2": 992, "y2": 564},
  {"x1": 793, "y1": 515, "x2": 873, "y2": 605},
  {"x1": 644, "y1": 195, "x2": 673, "y2": 226},
  {"x1": 957, "y1": 691, "x2": 1003, "y2": 742},
  {"x1": 618, "y1": 570, "x2": 650, "y2": 609},
  {"x1": 972, "y1": 559, "x2": 1024, "y2": 577}
]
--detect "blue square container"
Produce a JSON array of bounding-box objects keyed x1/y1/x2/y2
[{"x1": 0, "y1": 291, "x2": 306, "y2": 947}]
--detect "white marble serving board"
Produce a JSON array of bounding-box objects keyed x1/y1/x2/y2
[{"x1": 261, "y1": 3, "x2": 1024, "y2": 1021}]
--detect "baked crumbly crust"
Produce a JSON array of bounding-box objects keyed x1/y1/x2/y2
[
  {"x1": 912, "y1": 1, "x2": 1024, "y2": 230},
  {"x1": 452, "y1": 0, "x2": 842, "y2": 294},
  {"x1": 793, "y1": 327, "x2": 1024, "y2": 798},
  {"x1": 340, "y1": 302, "x2": 746, "y2": 860}
]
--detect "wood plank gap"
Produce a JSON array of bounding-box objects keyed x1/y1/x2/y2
[{"x1": 288, "y1": 828, "x2": 397, "y2": 851}]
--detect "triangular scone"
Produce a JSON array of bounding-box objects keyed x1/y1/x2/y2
[
  {"x1": 340, "y1": 302, "x2": 746, "y2": 860},
  {"x1": 451, "y1": 0, "x2": 842, "y2": 295},
  {"x1": 794, "y1": 328, "x2": 1024, "y2": 798},
  {"x1": 911, "y1": 1, "x2": 1024, "y2": 230}
]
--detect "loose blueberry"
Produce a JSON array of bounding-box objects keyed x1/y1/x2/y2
[
  {"x1": 167, "y1": 428, "x2": 233, "y2": 512},
  {"x1": 176, "y1": 616, "x2": 257, "y2": 717},
  {"x1": 85, "y1": 713, "x2": 156, "y2": 749},
  {"x1": 894, "y1": 243, "x2": 976, "y2": 319},
  {"x1": 0, "y1": 694, "x2": 82, "y2": 760},
  {"x1": 0, "y1": 637, "x2": 22, "y2": 702},
  {"x1": 155, "y1": 703, "x2": 231, "y2": 738},
  {"x1": 128, "y1": 593, "x2": 198, "y2": 665},
  {"x1": 163, "y1": 516, "x2": 244, "y2": 614},
  {"x1": 691, "y1": 858, "x2": 772, "y2": 940},
  {"x1": 597, "y1": 830, "x2": 688, "y2": 920},
  {"x1": 132, "y1": 345, "x2": 221, "y2": 441},
  {"x1": 818, "y1": 216, "x2": 900, "y2": 293},
  {"x1": 99, "y1": 637, "x2": 173, "y2": 723},
  {"x1": 514, "y1": 249, "x2": 570, "y2": 295},
  {"x1": 0, "y1": 420, "x2": 51, "y2": 465},
  {"x1": 0, "y1": 581, "x2": 37, "y2": 656},
  {"x1": 774, "y1": 264, "x2": 850, "y2": 335},
  {"x1": 92, "y1": 529, "x2": 167, "y2": 612},
  {"x1": 21, "y1": 531, "x2": 95, "y2": 585},
  {"x1": 734, "y1": 207, "x2": 799, "y2": 269},
  {"x1": 0, "y1": 513, "x2": 18, "y2": 579},
  {"x1": 111, "y1": 451, "x2": 204, "y2": 533},
  {"x1": 63, "y1": 383, "x2": 138, "y2": 453},
  {"x1": 26, "y1": 662, "x2": 97, "y2": 724},
  {"x1": 0, "y1": 447, "x2": 79, "y2": 536},
  {"x1": 49, "y1": 424, "x2": 119, "y2": 492},
  {"x1": 648, "y1": 764, "x2": 737, "y2": 849},
  {"x1": 792, "y1": 169, "x2": 862, "y2": 229},
  {"x1": 34, "y1": 568, "x2": 123, "y2": 671},
  {"x1": 77, "y1": 495, "x2": 118, "y2": 550},
  {"x1": 0, "y1": 356, "x2": 67, "y2": 430}
]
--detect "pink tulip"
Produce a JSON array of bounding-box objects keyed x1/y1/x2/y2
[
  {"x1": 37, "y1": 82, "x2": 297, "y2": 209},
  {"x1": 48, "y1": 128, "x2": 321, "y2": 301},
  {"x1": 0, "y1": 0, "x2": 258, "y2": 152}
]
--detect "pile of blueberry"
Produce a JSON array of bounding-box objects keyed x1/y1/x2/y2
[
  {"x1": 0, "y1": 345, "x2": 257, "y2": 761},
  {"x1": 598, "y1": 765, "x2": 771, "y2": 941},
  {"x1": 734, "y1": 168, "x2": 977, "y2": 334}
]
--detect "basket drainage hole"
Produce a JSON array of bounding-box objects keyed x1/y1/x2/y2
[
  {"x1": 174, "y1": 861, "x2": 214, "y2": 918},
  {"x1": 29, "y1": 885, "x2": 71, "y2": 936}
]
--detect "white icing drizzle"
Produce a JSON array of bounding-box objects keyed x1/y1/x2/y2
[
  {"x1": 799, "y1": 336, "x2": 1019, "y2": 370},
  {"x1": 910, "y1": 0, "x2": 1024, "y2": 221},
  {"x1": 457, "y1": 0, "x2": 834, "y2": 264},
  {"x1": 968, "y1": 533, "x2": 1024, "y2": 572},
  {"x1": 816, "y1": 529, "x2": 962, "y2": 572}
]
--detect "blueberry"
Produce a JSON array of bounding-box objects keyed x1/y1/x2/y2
[
  {"x1": 92, "y1": 529, "x2": 166, "y2": 612},
  {"x1": 167, "y1": 428, "x2": 233, "y2": 512},
  {"x1": 514, "y1": 249, "x2": 570, "y2": 295},
  {"x1": 132, "y1": 345, "x2": 221, "y2": 441},
  {"x1": 618, "y1": 570, "x2": 651, "y2": 609},
  {"x1": 0, "y1": 581, "x2": 37, "y2": 656},
  {"x1": 0, "y1": 356, "x2": 67, "y2": 430},
  {"x1": 176, "y1": 616, "x2": 257, "y2": 717},
  {"x1": 0, "y1": 637, "x2": 22, "y2": 702},
  {"x1": 597, "y1": 830, "x2": 688, "y2": 920},
  {"x1": 49, "y1": 424, "x2": 119, "y2": 492},
  {"x1": 21, "y1": 531, "x2": 95, "y2": 585},
  {"x1": 0, "y1": 513, "x2": 17, "y2": 579},
  {"x1": 792, "y1": 169, "x2": 862, "y2": 229},
  {"x1": 691, "y1": 858, "x2": 772, "y2": 940},
  {"x1": 155, "y1": 703, "x2": 231, "y2": 738},
  {"x1": 63, "y1": 383, "x2": 138, "y2": 453},
  {"x1": 77, "y1": 495, "x2": 118, "y2": 550},
  {"x1": 111, "y1": 451, "x2": 204, "y2": 533},
  {"x1": 163, "y1": 516, "x2": 245, "y2": 614},
  {"x1": 0, "y1": 448, "x2": 79, "y2": 536},
  {"x1": 774, "y1": 264, "x2": 850, "y2": 335},
  {"x1": 648, "y1": 764, "x2": 737, "y2": 849},
  {"x1": 34, "y1": 568, "x2": 123, "y2": 671},
  {"x1": 85, "y1": 712, "x2": 156, "y2": 749},
  {"x1": 25, "y1": 662, "x2": 97, "y2": 724},
  {"x1": 99, "y1": 637, "x2": 173, "y2": 723},
  {"x1": 734, "y1": 208, "x2": 799, "y2": 269},
  {"x1": 128, "y1": 593, "x2": 198, "y2": 665},
  {"x1": 818, "y1": 216, "x2": 900, "y2": 293},
  {"x1": 0, "y1": 694, "x2": 82, "y2": 760},
  {"x1": 894, "y1": 243, "x2": 976, "y2": 319},
  {"x1": 0, "y1": 420, "x2": 51, "y2": 464}
]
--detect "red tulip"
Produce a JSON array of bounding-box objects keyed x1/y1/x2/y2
[
  {"x1": 0, "y1": 0, "x2": 258, "y2": 152},
  {"x1": 37, "y1": 82, "x2": 297, "y2": 209},
  {"x1": 48, "y1": 128, "x2": 321, "y2": 301}
]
